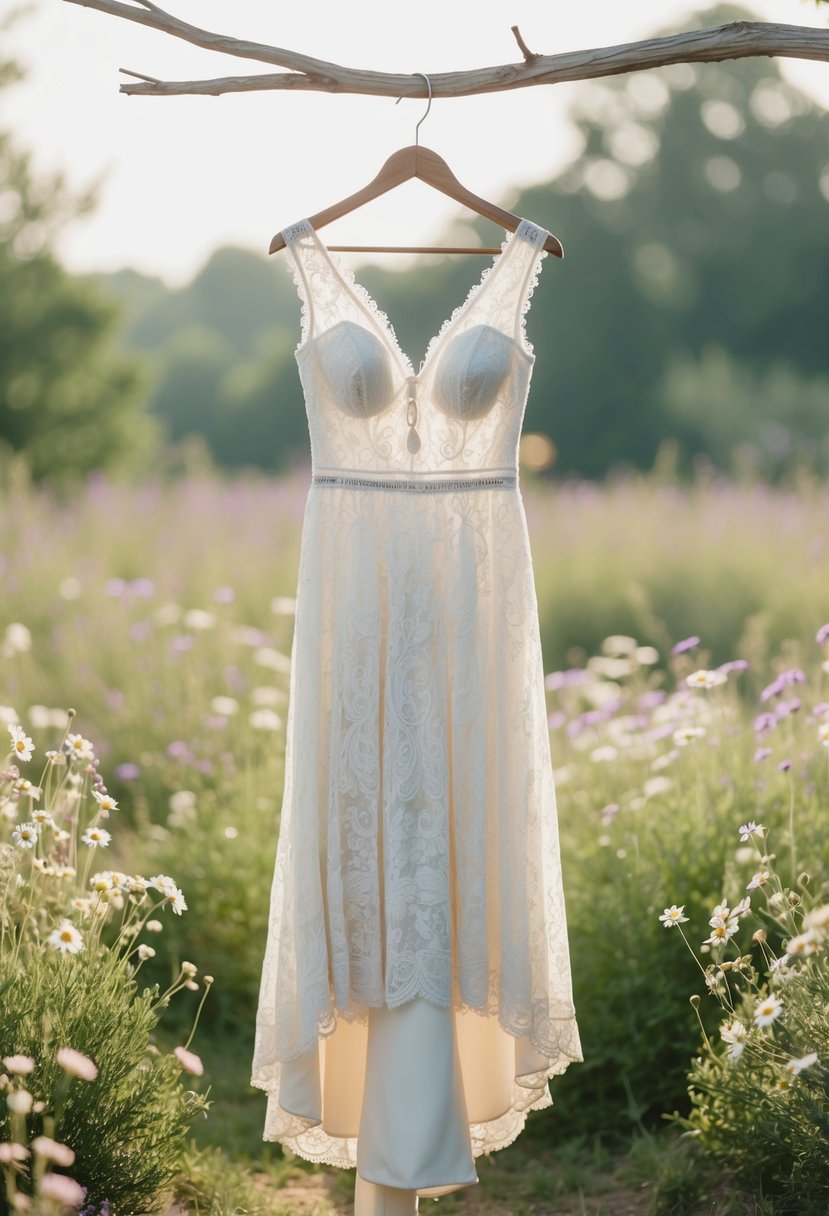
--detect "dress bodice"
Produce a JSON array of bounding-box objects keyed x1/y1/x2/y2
[{"x1": 280, "y1": 216, "x2": 550, "y2": 481}]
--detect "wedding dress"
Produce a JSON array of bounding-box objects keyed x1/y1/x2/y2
[{"x1": 251, "y1": 215, "x2": 583, "y2": 1196}]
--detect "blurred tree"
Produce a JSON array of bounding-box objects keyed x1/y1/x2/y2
[
  {"x1": 0, "y1": 11, "x2": 161, "y2": 487},
  {"x1": 360, "y1": 1, "x2": 829, "y2": 480}
]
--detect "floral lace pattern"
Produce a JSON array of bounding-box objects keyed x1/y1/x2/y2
[{"x1": 251, "y1": 214, "x2": 583, "y2": 1166}]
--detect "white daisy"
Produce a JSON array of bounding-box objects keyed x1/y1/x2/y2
[
  {"x1": 163, "y1": 887, "x2": 187, "y2": 915},
  {"x1": 12, "y1": 822, "x2": 39, "y2": 849},
  {"x1": 47, "y1": 920, "x2": 84, "y2": 955},
  {"x1": 147, "y1": 873, "x2": 178, "y2": 894},
  {"x1": 672, "y1": 726, "x2": 707, "y2": 746},
  {"x1": 92, "y1": 791, "x2": 119, "y2": 817},
  {"x1": 719, "y1": 1018, "x2": 748, "y2": 1060},
  {"x1": 703, "y1": 917, "x2": 739, "y2": 948},
  {"x1": 659, "y1": 904, "x2": 689, "y2": 928},
  {"x1": 784, "y1": 931, "x2": 818, "y2": 959},
  {"x1": 738, "y1": 821, "x2": 765, "y2": 842},
  {"x1": 30, "y1": 809, "x2": 55, "y2": 827},
  {"x1": 81, "y1": 826, "x2": 111, "y2": 848},
  {"x1": 785, "y1": 1051, "x2": 818, "y2": 1076},
  {"x1": 753, "y1": 994, "x2": 784, "y2": 1027},
  {"x1": 804, "y1": 904, "x2": 829, "y2": 934},
  {"x1": 686, "y1": 669, "x2": 727, "y2": 689},
  {"x1": 65, "y1": 734, "x2": 95, "y2": 762},
  {"x1": 8, "y1": 724, "x2": 34, "y2": 762}
]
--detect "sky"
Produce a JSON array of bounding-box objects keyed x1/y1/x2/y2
[{"x1": 4, "y1": 0, "x2": 829, "y2": 286}]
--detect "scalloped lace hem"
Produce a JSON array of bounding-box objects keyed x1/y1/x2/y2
[
  {"x1": 251, "y1": 1041, "x2": 580, "y2": 1166},
  {"x1": 251, "y1": 995, "x2": 583, "y2": 1168}
]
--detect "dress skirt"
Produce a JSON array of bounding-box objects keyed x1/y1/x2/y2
[{"x1": 251, "y1": 479, "x2": 583, "y2": 1190}]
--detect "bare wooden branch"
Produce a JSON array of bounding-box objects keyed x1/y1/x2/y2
[
  {"x1": 62, "y1": 0, "x2": 829, "y2": 99},
  {"x1": 511, "y1": 26, "x2": 539, "y2": 65}
]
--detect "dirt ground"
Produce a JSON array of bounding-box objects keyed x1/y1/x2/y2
[{"x1": 248, "y1": 1163, "x2": 653, "y2": 1216}]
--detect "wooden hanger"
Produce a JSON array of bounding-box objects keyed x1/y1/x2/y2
[{"x1": 269, "y1": 74, "x2": 563, "y2": 258}]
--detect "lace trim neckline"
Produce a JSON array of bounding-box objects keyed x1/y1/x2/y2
[{"x1": 285, "y1": 217, "x2": 548, "y2": 382}]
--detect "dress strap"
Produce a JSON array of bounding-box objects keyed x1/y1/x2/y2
[
  {"x1": 280, "y1": 219, "x2": 318, "y2": 341},
  {"x1": 509, "y1": 218, "x2": 551, "y2": 348}
]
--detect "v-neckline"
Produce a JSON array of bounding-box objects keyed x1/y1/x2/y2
[{"x1": 302, "y1": 219, "x2": 524, "y2": 381}]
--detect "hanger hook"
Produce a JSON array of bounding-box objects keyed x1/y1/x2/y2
[{"x1": 395, "y1": 72, "x2": 433, "y2": 147}]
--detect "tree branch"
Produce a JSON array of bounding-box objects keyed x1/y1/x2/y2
[{"x1": 62, "y1": 0, "x2": 829, "y2": 99}]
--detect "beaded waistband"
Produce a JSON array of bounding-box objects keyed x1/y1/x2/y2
[{"x1": 312, "y1": 471, "x2": 518, "y2": 493}]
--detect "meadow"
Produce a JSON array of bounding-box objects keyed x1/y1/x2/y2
[{"x1": 1, "y1": 454, "x2": 828, "y2": 1215}]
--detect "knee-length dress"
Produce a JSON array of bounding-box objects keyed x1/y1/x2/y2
[{"x1": 251, "y1": 215, "x2": 583, "y2": 1195}]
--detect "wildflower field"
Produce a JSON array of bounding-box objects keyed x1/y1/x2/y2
[{"x1": 1, "y1": 457, "x2": 828, "y2": 1216}]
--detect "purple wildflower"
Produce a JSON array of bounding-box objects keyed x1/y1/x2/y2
[
  {"x1": 717, "y1": 659, "x2": 749, "y2": 675},
  {"x1": 778, "y1": 759, "x2": 792, "y2": 772},
  {"x1": 648, "y1": 722, "x2": 680, "y2": 742},
  {"x1": 128, "y1": 578, "x2": 155, "y2": 598},
  {"x1": 638, "y1": 689, "x2": 667, "y2": 711},
  {"x1": 600, "y1": 802, "x2": 620, "y2": 824},
  {"x1": 166, "y1": 740, "x2": 193, "y2": 761},
  {"x1": 115, "y1": 762, "x2": 140, "y2": 780},
  {"x1": 774, "y1": 698, "x2": 801, "y2": 718},
  {"x1": 214, "y1": 585, "x2": 236, "y2": 603},
  {"x1": 760, "y1": 676, "x2": 785, "y2": 702},
  {"x1": 762, "y1": 670, "x2": 807, "y2": 703},
  {"x1": 816, "y1": 623, "x2": 829, "y2": 645},
  {"x1": 566, "y1": 700, "x2": 623, "y2": 737},
  {"x1": 754, "y1": 712, "x2": 778, "y2": 735},
  {"x1": 754, "y1": 747, "x2": 772, "y2": 762},
  {"x1": 222, "y1": 664, "x2": 247, "y2": 693},
  {"x1": 547, "y1": 710, "x2": 567, "y2": 731},
  {"x1": 811, "y1": 702, "x2": 829, "y2": 720},
  {"x1": 671, "y1": 636, "x2": 700, "y2": 656}
]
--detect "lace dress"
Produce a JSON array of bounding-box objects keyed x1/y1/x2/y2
[{"x1": 251, "y1": 216, "x2": 583, "y2": 1196}]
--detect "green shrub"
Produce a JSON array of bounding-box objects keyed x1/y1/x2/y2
[
  {"x1": 0, "y1": 716, "x2": 211, "y2": 1213},
  {"x1": 544, "y1": 626, "x2": 829, "y2": 1139},
  {"x1": 660, "y1": 815, "x2": 829, "y2": 1212}
]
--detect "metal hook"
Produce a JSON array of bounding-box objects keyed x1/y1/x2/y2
[{"x1": 395, "y1": 72, "x2": 433, "y2": 147}]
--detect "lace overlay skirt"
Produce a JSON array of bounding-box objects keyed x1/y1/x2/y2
[{"x1": 251, "y1": 476, "x2": 583, "y2": 1178}]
